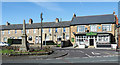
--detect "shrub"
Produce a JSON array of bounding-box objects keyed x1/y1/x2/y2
[
  {"x1": 7, "y1": 39, "x2": 12, "y2": 45},
  {"x1": 29, "y1": 48, "x2": 34, "y2": 52},
  {"x1": 56, "y1": 44, "x2": 61, "y2": 47},
  {"x1": 43, "y1": 46, "x2": 51, "y2": 52}
]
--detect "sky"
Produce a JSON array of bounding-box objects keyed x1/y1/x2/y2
[{"x1": 2, "y1": 2, "x2": 118, "y2": 25}]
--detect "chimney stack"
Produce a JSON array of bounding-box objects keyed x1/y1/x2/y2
[
  {"x1": 29, "y1": 18, "x2": 33, "y2": 24},
  {"x1": 73, "y1": 13, "x2": 76, "y2": 18},
  {"x1": 56, "y1": 18, "x2": 59, "y2": 23},
  {"x1": 113, "y1": 11, "x2": 115, "y2": 15},
  {"x1": 115, "y1": 15, "x2": 118, "y2": 25},
  {"x1": 71, "y1": 13, "x2": 76, "y2": 21},
  {"x1": 6, "y1": 21, "x2": 10, "y2": 26}
]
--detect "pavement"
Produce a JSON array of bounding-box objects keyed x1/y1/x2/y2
[{"x1": 2, "y1": 47, "x2": 120, "y2": 63}]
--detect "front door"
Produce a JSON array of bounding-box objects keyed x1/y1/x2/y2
[
  {"x1": 35, "y1": 36, "x2": 41, "y2": 44},
  {"x1": 89, "y1": 39, "x2": 94, "y2": 46}
]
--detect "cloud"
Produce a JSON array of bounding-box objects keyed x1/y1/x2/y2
[
  {"x1": 2, "y1": 0, "x2": 120, "y2": 2},
  {"x1": 33, "y1": 2, "x2": 63, "y2": 11}
]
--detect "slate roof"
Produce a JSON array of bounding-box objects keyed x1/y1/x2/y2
[
  {"x1": 71, "y1": 14, "x2": 115, "y2": 25},
  {"x1": 0, "y1": 21, "x2": 71, "y2": 30},
  {"x1": 0, "y1": 14, "x2": 117, "y2": 30}
]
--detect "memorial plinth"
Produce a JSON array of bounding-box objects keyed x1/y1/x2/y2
[{"x1": 19, "y1": 20, "x2": 28, "y2": 52}]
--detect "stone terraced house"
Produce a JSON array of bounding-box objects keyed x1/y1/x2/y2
[{"x1": 0, "y1": 12, "x2": 119, "y2": 48}]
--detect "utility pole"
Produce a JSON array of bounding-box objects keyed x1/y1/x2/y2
[{"x1": 40, "y1": 13, "x2": 43, "y2": 49}]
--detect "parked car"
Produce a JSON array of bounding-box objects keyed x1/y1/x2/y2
[{"x1": 0, "y1": 42, "x2": 10, "y2": 46}]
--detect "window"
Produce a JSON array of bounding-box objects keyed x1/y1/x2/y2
[
  {"x1": 63, "y1": 28, "x2": 66, "y2": 32},
  {"x1": 15, "y1": 30, "x2": 17, "y2": 34},
  {"x1": 13, "y1": 37, "x2": 15, "y2": 39},
  {"x1": 102, "y1": 24, "x2": 111, "y2": 31},
  {"x1": 77, "y1": 25, "x2": 85, "y2": 32},
  {"x1": 10, "y1": 37, "x2": 12, "y2": 39},
  {"x1": 3, "y1": 37, "x2": 7, "y2": 42},
  {"x1": 2, "y1": 30, "x2": 4, "y2": 35},
  {"x1": 63, "y1": 33, "x2": 65, "y2": 39},
  {"x1": 42, "y1": 29, "x2": 44, "y2": 33},
  {"x1": 18, "y1": 37, "x2": 22, "y2": 39},
  {"x1": 90, "y1": 25, "x2": 97, "y2": 32},
  {"x1": 28, "y1": 36, "x2": 32, "y2": 41},
  {"x1": 66, "y1": 35, "x2": 69, "y2": 40},
  {"x1": 27, "y1": 30, "x2": 29, "y2": 33},
  {"x1": 46, "y1": 35, "x2": 50, "y2": 41},
  {"x1": 76, "y1": 36, "x2": 85, "y2": 45},
  {"x1": 21, "y1": 30, "x2": 23, "y2": 34},
  {"x1": 8, "y1": 30, "x2": 10, "y2": 34},
  {"x1": 49, "y1": 28, "x2": 51, "y2": 33},
  {"x1": 98, "y1": 36, "x2": 109, "y2": 42},
  {"x1": 35, "y1": 36, "x2": 41, "y2": 44},
  {"x1": 55, "y1": 28, "x2": 57, "y2": 32},
  {"x1": 33, "y1": 29, "x2": 36, "y2": 33},
  {"x1": 57, "y1": 36, "x2": 61, "y2": 41}
]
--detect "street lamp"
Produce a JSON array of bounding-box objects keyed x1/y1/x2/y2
[{"x1": 40, "y1": 13, "x2": 43, "y2": 49}]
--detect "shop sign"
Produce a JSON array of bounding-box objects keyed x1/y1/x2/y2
[
  {"x1": 71, "y1": 38, "x2": 74, "y2": 42},
  {"x1": 86, "y1": 32, "x2": 97, "y2": 36}
]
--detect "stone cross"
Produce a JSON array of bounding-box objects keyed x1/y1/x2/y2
[{"x1": 19, "y1": 20, "x2": 28, "y2": 52}]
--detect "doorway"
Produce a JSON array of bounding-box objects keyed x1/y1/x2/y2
[
  {"x1": 89, "y1": 39, "x2": 94, "y2": 46},
  {"x1": 35, "y1": 36, "x2": 41, "y2": 44}
]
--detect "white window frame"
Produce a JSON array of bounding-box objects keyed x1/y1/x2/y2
[
  {"x1": 33, "y1": 29, "x2": 36, "y2": 33},
  {"x1": 3, "y1": 37, "x2": 7, "y2": 42},
  {"x1": 55, "y1": 28, "x2": 57, "y2": 32},
  {"x1": 8, "y1": 30, "x2": 10, "y2": 34},
  {"x1": 63, "y1": 27, "x2": 66, "y2": 32},
  {"x1": 46, "y1": 35, "x2": 50, "y2": 41},
  {"x1": 15, "y1": 30, "x2": 17, "y2": 34},
  {"x1": 102, "y1": 24, "x2": 112, "y2": 32},
  {"x1": 98, "y1": 36, "x2": 109, "y2": 42},
  {"x1": 77, "y1": 25, "x2": 85, "y2": 32},
  {"x1": 18, "y1": 37, "x2": 22, "y2": 39},
  {"x1": 28, "y1": 36, "x2": 32, "y2": 41},
  {"x1": 2, "y1": 30, "x2": 4, "y2": 35},
  {"x1": 66, "y1": 35, "x2": 69, "y2": 40},
  {"x1": 90, "y1": 25, "x2": 97, "y2": 32},
  {"x1": 49, "y1": 28, "x2": 51, "y2": 33},
  {"x1": 27, "y1": 29, "x2": 29, "y2": 33},
  {"x1": 57, "y1": 36, "x2": 61, "y2": 41},
  {"x1": 21, "y1": 30, "x2": 23, "y2": 34},
  {"x1": 42, "y1": 29, "x2": 44, "y2": 33}
]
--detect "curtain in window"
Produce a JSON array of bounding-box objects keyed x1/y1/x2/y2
[
  {"x1": 77, "y1": 25, "x2": 85, "y2": 32},
  {"x1": 90, "y1": 25, "x2": 97, "y2": 32},
  {"x1": 102, "y1": 25, "x2": 111, "y2": 31}
]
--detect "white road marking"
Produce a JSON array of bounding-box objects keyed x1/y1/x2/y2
[
  {"x1": 73, "y1": 57, "x2": 80, "y2": 59},
  {"x1": 46, "y1": 59, "x2": 52, "y2": 60},
  {"x1": 85, "y1": 54, "x2": 91, "y2": 57},
  {"x1": 82, "y1": 57, "x2": 89, "y2": 58},
  {"x1": 99, "y1": 59, "x2": 117, "y2": 62},
  {"x1": 80, "y1": 51, "x2": 84, "y2": 53},
  {"x1": 91, "y1": 52, "x2": 100, "y2": 55},
  {"x1": 56, "y1": 58, "x2": 62, "y2": 59}
]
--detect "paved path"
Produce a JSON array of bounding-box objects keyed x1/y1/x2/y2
[{"x1": 2, "y1": 48, "x2": 120, "y2": 63}]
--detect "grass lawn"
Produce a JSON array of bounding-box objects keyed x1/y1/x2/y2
[
  {"x1": 0, "y1": 49, "x2": 46, "y2": 54},
  {"x1": 56, "y1": 44, "x2": 61, "y2": 47},
  {"x1": 0, "y1": 49, "x2": 14, "y2": 54}
]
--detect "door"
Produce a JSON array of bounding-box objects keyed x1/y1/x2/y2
[
  {"x1": 35, "y1": 36, "x2": 41, "y2": 44},
  {"x1": 89, "y1": 39, "x2": 94, "y2": 46}
]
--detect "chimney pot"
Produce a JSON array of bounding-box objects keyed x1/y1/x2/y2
[
  {"x1": 29, "y1": 18, "x2": 33, "y2": 24},
  {"x1": 6, "y1": 21, "x2": 10, "y2": 26},
  {"x1": 113, "y1": 11, "x2": 115, "y2": 15},
  {"x1": 73, "y1": 13, "x2": 76, "y2": 18},
  {"x1": 56, "y1": 18, "x2": 59, "y2": 23}
]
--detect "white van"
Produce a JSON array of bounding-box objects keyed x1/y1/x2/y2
[{"x1": 0, "y1": 42, "x2": 9, "y2": 46}]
